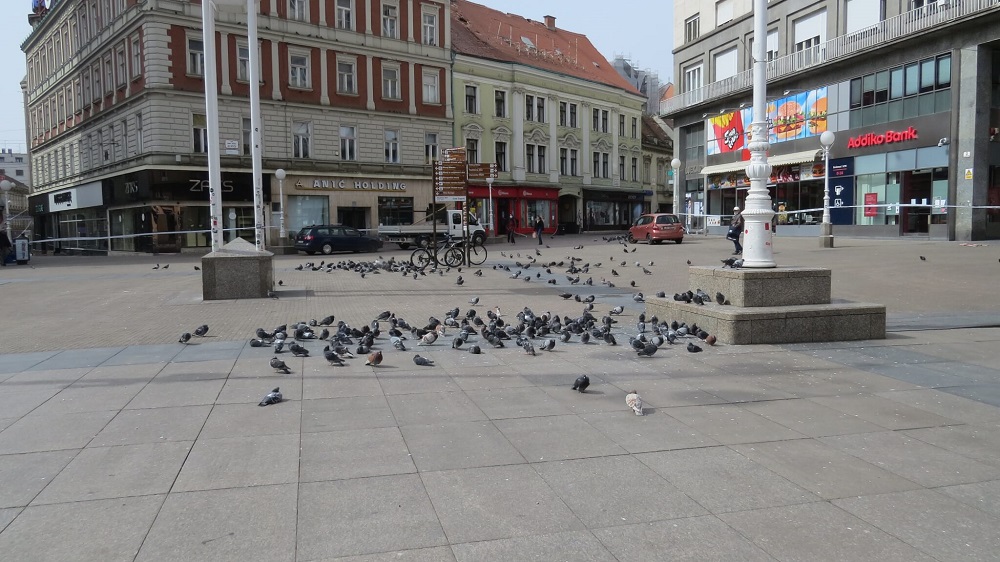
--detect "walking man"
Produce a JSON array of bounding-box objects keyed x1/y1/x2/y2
[
  {"x1": 534, "y1": 216, "x2": 544, "y2": 245},
  {"x1": 507, "y1": 216, "x2": 516, "y2": 244},
  {"x1": 728, "y1": 207, "x2": 744, "y2": 255}
]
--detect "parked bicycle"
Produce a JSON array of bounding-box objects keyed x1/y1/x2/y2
[{"x1": 409, "y1": 234, "x2": 487, "y2": 269}]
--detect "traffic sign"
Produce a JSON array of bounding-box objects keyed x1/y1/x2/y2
[{"x1": 467, "y1": 163, "x2": 498, "y2": 180}]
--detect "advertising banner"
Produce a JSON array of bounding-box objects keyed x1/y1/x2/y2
[
  {"x1": 706, "y1": 86, "x2": 829, "y2": 155},
  {"x1": 863, "y1": 192, "x2": 878, "y2": 217}
]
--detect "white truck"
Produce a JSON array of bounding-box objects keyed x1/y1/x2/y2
[{"x1": 378, "y1": 209, "x2": 487, "y2": 249}]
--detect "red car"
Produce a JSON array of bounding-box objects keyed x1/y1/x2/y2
[{"x1": 628, "y1": 213, "x2": 684, "y2": 244}]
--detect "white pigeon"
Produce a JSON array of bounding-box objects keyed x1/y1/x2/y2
[
  {"x1": 625, "y1": 391, "x2": 644, "y2": 416},
  {"x1": 420, "y1": 331, "x2": 438, "y2": 345}
]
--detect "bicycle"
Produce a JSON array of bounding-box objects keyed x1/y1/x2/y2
[{"x1": 409, "y1": 235, "x2": 487, "y2": 268}]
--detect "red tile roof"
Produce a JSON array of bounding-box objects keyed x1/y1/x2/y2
[{"x1": 451, "y1": 0, "x2": 641, "y2": 96}]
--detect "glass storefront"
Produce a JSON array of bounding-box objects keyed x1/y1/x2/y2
[
  {"x1": 378, "y1": 196, "x2": 414, "y2": 226},
  {"x1": 522, "y1": 199, "x2": 554, "y2": 228},
  {"x1": 287, "y1": 195, "x2": 330, "y2": 237},
  {"x1": 55, "y1": 209, "x2": 107, "y2": 252}
]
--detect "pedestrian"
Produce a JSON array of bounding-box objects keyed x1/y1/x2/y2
[
  {"x1": 0, "y1": 229, "x2": 11, "y2": 266},
  {"x1": 507, "y1": 216, "x2": 516, "y2": 244},
  {"x1": 534, "y1": 216, "x2": 544, "y2": 245},
  {"x1": 727, "y1": 206, "x2": 744, "y2": 255}
]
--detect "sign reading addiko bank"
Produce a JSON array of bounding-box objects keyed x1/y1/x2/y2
[{"x1": 846, "y1": 127, "x2": 918, "y2": 149}]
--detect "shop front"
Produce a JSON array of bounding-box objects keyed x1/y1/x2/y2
[
  {"x1": 29, "y1": 180, "x2": 108, "y2": 253},
  {"x1": 583, "y1": 188, "x2": 647, "y2": 231},
  {"x1": 275, "y1": 174, "x2": 435, "y2": 245},
  {"x1": 466, "y1": 185, "x2": 559, "y2": 237}
]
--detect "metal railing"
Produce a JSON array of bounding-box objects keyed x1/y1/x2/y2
[{"x1": 662, "y1": 0, "x2": 1000, "y2": 116}]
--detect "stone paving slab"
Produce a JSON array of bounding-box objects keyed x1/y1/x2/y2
[{"x1": 2, "y1": 235, "x2": 1000, "y2": 560}]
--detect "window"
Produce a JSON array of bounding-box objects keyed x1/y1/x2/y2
[
  {"x1": 534, "y1": 96, "x2": 546, "y2": 123},
  {"x1": 685, "y1": 14, "x2": 700, "y2": 43},
  {"x1": 466, "y1": 138, "x2": 479, "y2": 164},
  {"x1": 793, "y1": 9, "x2": 826, "y2": 63},
  {"x1": 75, "y1": 79, "x2": 82, "y2": 111},
  {"x1": 494, "y1": 90, "x2": 506, "y2": 118},
  {"x1": 422, "y1": 10, "x2": 438, "y2": 45},
  {"x1": 116, "y1": 47, "x2": 126, "y2": 86},
  {"x1": 592, "y1": 152, "x2": 600, "y2": 178},
  {"x1": 593, "y1": 108, "x2": 599, "y2": 131},
  {"x1": 560, "y1": 102, "x2": 567, "y2": 126},
  {"x1": 846, "y1": 0, "x2": 882, "y2": 34},
  {"x1": 193, "y1": 114, "x2": 208, "y2": 153},
  {"x1": 602, "y1": 153, "x2": 610, "y2": 178},
  {"x1": 237, "y1": 43, "x2": 250, "y2": 81},
  {"x1": 289, "y1": 0, "x2": 307, "y2": 22},
  {"x1": 849, "y1": 53, "x2": 952, "y2": 126},
  {"x1": 537, "y1": 145, "x2": 546, "y2": 173},
  {"x1": 631, "y1": 117, "x2": 638, "y2": 138},
  {"x1": 494, "y1": 141, "x2": 507, "y2": 171},
  {"x1": 619, "y1": 155, "x2": 626, "y2": 179},
  {"x1": 569, "y1": 103, "x2": 577, "y2": 128},
  {"x1": 384, "y1": 129, "x2": 400, "y2": 163},
  {"x1": 15, "y1": 169, "x2": 24, "y2": 177},
  {"x1": 92, "y1": 65, "x2": 101, "y2": 97},
  {"x1": 120, "y1": 119, "x2": 128, "y2": 158},
  {"x1": 289, "y1": 53, "x2": 310, "y2": 88},
  {"x1": 382, "y1": 66, "x2": 400, "y2": 99},
  {"x1": 601, "y1": 110, "x2": 609, "y2": 133},
  {"x1": 682, "y1": 62, "x2": 703, "y2": 93},
  {"x1": 631, "y1": 157, "x2": 638, "y2": 181},
  {"x1": 293, "y1": 121, "x2": 311, "y2": 158},
  {"x1": 560, "y1": 148, "x2": 568, "y2": 175},
  {"x1": 382, "y1": 3, "x2": 398, "y2": 38},
  {"x1": 526, "y1": 144, "x2": 535, "y2": 173},
  {"x1": 425, "y1": 133, "x2": 438, "y2": 164},
  {"x1": 716, "y1": 0, "x2": 733, "y2": 25},
  {"x1": 187, "y1": 38, "x2": 204, "y2": 76},
  {"x1": 619, "y1": 114, "x2": 625, "y2": 136},
  {"x1": 714, "y1": 46, "x2": 738, "y2": 81},
  {"x1": 465, "y1": 85, "x2": 478, "y2": 114},
  {"x1": 340, "y1": 126, "x2": 357, "y2": 161},
  {"x1": 337, "y1": 60, "x2": 356, "y2": 94},
  {"x1": 422, "y1": 70, "x2": 439, "y2": 104},
  {"x1": 242, "y1": 117, "x2": 252, "y2": 155},
  {"x1": 104, "y1": 57, "x2": 113, "y2": 93},
  {"x1": 525, "y1": 94, "x2": 534, "y2": 121},
  {"x1": 336, "y1": 0, "x2": 353, "y2": 29},
  {"x1": 569, "y1": 149, "x2": 578, "y2": 176},
  {"x1": 135, "y1": 111, "x2": 142, "y2": 152},
  {"x1": 130, "y1": 37, "x2": 141, "y2": 78}
]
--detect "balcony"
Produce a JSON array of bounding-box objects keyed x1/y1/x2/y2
[{"x1": 661, "y1": 0, "x2": 1000, "y2": 117}]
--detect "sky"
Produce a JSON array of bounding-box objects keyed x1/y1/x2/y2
[{"x1": 0, "y1": 0, "x2": 674, "y2": 154}]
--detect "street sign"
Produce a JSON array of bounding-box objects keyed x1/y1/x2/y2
[
  {"x1": 467, "y1": 163, "x2": 498, "y2": 180},
  {"x1": 433, "y1": 160, "x2": 467, "y2": 201},
  {"x1": 443, "y1": 147, "x2": 467, "y2": 163}
]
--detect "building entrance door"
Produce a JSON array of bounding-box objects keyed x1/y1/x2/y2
[
  {"x1": 901, "y1": 171, "x2": 932, "y2": 235},
  {"x1": 337, "y1": 207, "x2": 368, "y2": 230}
]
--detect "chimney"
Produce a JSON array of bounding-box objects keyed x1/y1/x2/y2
[{"x1": 544, "y1": 15, "x2": 556, "y2": 30}]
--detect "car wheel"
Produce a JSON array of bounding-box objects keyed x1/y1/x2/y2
[
  {"x1": 472, "y1": 231, "x2": 486, "y2": 246},
  {"x1": 416, "y1": 236, "x2": 430, "y2": 249},
  {"x1": 322, "y1": 243, "x2": 334, "y2": 255},
  {"x1": 398, "y1": 243, "x2": 410, "y2": 250},
  {"x1": 675, "y1": 238, "x2": 683, "y2": 244},
  {"x1": 645, "y1": 234, "x2": 652, "y2": 245},
  {"x1": 627, "y1": 234, "x2": 637, "y2": 244}
]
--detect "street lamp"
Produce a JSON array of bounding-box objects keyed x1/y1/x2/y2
[
  {"x1": 228, "y1": 208, "x2": 237, "y2": 242},
  {"x1": 671, "y1": 158, "x2": 681, "y2": 217},
  {"x1": 486, "y1": 177, "x2": 495, "y2": 238},
  {"x1": 275, "y1": 168, "x2": 287, "y2": 241},
  {"x1": 0, "y1": 179, "x2": 12, "y2": 245},
  {"x1": 819, "y1": 130, "x2": 835, "y2": 248}
]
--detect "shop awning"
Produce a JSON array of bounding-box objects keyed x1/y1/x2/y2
[{"x1": 699, "y1": 149, "x2": 821, "y2": 176}]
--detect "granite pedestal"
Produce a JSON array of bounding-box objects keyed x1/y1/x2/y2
[
  {"x1": 201, "y1": 238, "x2": 274, "y2": 300},
  {"x1": 646, "y1": 266, "x2": 885, "y2": 345}
]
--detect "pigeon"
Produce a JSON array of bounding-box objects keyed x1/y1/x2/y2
[
  {"x1": 456, "y1": 276, "x2": 464, "y2": 285},
  {"x1": 469, "y1": 296, "x2": 479, "y2": 305},
  {"x1": 633, "y1": 292, "x2": 644, "y2": 303},
  {"x1": 392, "y1": 337, "x2": 407, "y2": 351},
  {"x1": 249, "y1": 338, "x2": 266, "y2": 347},
  {"x1": 721, "y1": 257, "x2": 738, "y2": 268},
  {"x1": 178, "y1": 332, "x2": 191, "y2": 344},
  {"x1": 706, "y1": 334, "x2": 718, "y2": 346},
  {"x1": 193, "y1": 265, "x2": 200, "y2": 271},
  {"x1": 572, "y1": 375, "x2": 590, "y2": 392},
  {"x1": 324, "y1": 349, "x2": 345, "y2": 366},
  {"x1": 521, "y1": 340, "x2": 536, "y2": 356},
  {"x1": 270, "y1": 357, "x2": 291, "y2": 374},
  {"x1": 716, "y1": 292, "x2": 726, "y2": 305},
  {"x1": 610, "y1": 305, "x2": 624, "y2": 315},
  {"x1": 365, "y1": 350, "x2": 383, "y2": 366},
  {"x1": 452, "y1": 336, "x2": 465, "y2": 349},
  {"x1": 919, "y1": 255, "x2": 926, "y2": 261},
  {"x1": 152, "y1": 264, "x2": 160, "y2": 270},
  {"x1": 162, "y1": 264, "x2": 169, "y2": 269},
  {"x1": 468, "y1": 344, "x2": 482, "y2": 354},
  {"x1": 258, "y1": 387, "x2": 282, "y2": 406},
  {"x1": 625, "y1": 391, "x2": 644, "y2": 416},
  {"x1": 194, "y1": 325, "x2": 209, "y2": 337},
  {"x1": 289, "y1": 343, "x2": 310, "y2": 357},
  {"x1": 319, "y1": 315, "x2": 335, "y2": 326},
  {"x1": 637, "y1": 343, "x2": 659, "y2": 357},
  {"x1": 541, "y1": 338, "x2": 556, "y2": 351},
  {"x1": 278, "y1": 280, "x2": 284, "y2": 286},
  {"x1": 413, "y1": 354, "x2": 434, "y2": 366},
  {"x1": 686, "y1": 342, "x2": 703, "y2": 353}
]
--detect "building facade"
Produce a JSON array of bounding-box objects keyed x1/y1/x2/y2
[
  {"x1": 22, "y1": 0, "x2": 453, "y2": 253},
  {"x1": 450, "y1": 1, "x2": 646, "y2": 235},
  {"x1": 640, "y1": 115, "x2": 675, "y2": 213},
  {"x1": 664, "y1": 0, "x2": 1000, "y2": 240}
]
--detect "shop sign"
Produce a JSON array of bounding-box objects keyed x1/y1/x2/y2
[
  {"x1": 299, "y1": 179, "x2": 408, "y2": 191},
  {"x1": 847, "y1": 127, "x2": 918, "y2": 149}
]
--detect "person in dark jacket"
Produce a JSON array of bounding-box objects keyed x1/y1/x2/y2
[
  {"x1": 728, "y1": 207, "x2": 744, "y2": 255},
  {"x1": 507, "y1": 216, "x2": 516, "y2": 244},
  {"x1": 0, "y1": 230, "x2": 11, "y2": 266},
  {"x1": 534, "y1": 216, "x2": 544, "y2": 245}
]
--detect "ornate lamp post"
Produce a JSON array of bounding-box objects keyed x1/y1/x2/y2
[
  {"x1": 820, "y1": 130, "x2": 836, "y2": 248},
  {"x1": 742, "y1": 0, "x2": 775, "y2": 267},
  {"x1": 275, "y1": 168, "x2": 287, "y2": 241},
  {"x1": 0, "y1": 180, "x2": 12, "y2": 244},
  {"x1": 671, "y1": 158, "x2": 681, "y2": 217}
]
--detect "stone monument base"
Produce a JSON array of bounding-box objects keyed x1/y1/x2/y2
[
  {"x1": 645, "y1": 266, "x2": 885, "y2": 345},
  {"x1": 201, "y1": 238, "x2": 274, "y2": 300}
]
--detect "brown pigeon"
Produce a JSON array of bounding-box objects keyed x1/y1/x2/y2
[{"x1": 365, "y1": 350, "x2": 383, "y2": 366}]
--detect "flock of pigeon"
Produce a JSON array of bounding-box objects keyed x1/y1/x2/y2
[{"x1": 177, "y1": 237, "x2": 734, "y2": 415}]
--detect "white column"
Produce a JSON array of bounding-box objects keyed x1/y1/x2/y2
[
  {"x1": 742, "y1": 0, "x2": 775, "y2": 268},
  {"x1": 611, "y1": 110, "x2": 620, "y2": 187},
  {"x1": 318, "y1": 0, "x2": 327, "y2": 26},
  {"x1": 365, "y1": 2, "x2": 373, "y2": 34},
  {"x1": 320, "y1": 49, "x2": 330, "y2": 105},
  {"x1": 220, "y1": 31, "x2": 232, "y2": 95},
  {"x1": 202, "y1": 0, "x2": 223, "y2": 252},
  {"x1": 248, "y1": 0, "x2": 265, "y2": 251},
  {"x1": 548, "y1": 97, "x2": 558, "y2": 183},
  {"x1": 444, "y1": 66, "x2": 453, "y2": 119},
  {"x1": 366, "y1": 56, "x2": 375, "y2": 110},
  {"x1": 408, "y1": 62, "x2": 416, "y2": 114},
  {"x1": 406, "y1": 0, "x2": 414, "y2": 42},
  {"x1": 270, "y1": 41, "x2": 281, "y2": 100},
  {"x1": 582, "y1": 102, "x2": 591, "y2": 185},
  {"x1": 512, "y1": 88, "x2": 525, "y2": 181}
]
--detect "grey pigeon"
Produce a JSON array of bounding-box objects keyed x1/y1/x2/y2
[
  {"x1": 319, "y1": 315, "x2": 335, "y2": 326},
  {"x1": 194, "y1": 325, "x2": 209, "y2": 337},
  {"x1": 178, "y1": 332, "x2": 191, "y2": 344},
  {"x1": 469, "y1": 296, "x2": 479, "y2": 305},
  {"x1": 258, "y1": 387, "x2": 282, "y2": 406},
  {"x1": 324, "y1": 349, "x2": 345, "y2": 366},
  {"x1": 521, "y1": 340, "x2": 536, "y2": 356},
  {"x1": 270, "y1": 357, "x2": 291, "y2": 374},
  {"x1": 716, "y1": 292, "x2": 726, "y2": 305},
  {"x1": 413, "y1": 354, "x2": 434, "y2": 366},
  {"x1": 468, "y1": 345, "x2": 481, "y2": 354},
  {"x1": 610, "y1": 305, "x2": 624, "y2": 315},
  {"x1": 452, "y1": 336, "x2": 465, "y2": 349},
  {"x1": 162, "y1": 264, "x2": 169, "y2": 269},
  {"x1": 686, "y1": 342, "x2": 703, "y2": 353},
  {"x1": 289, "y1": 343, "x2": 309, "y2": 357},
  {"x1": 637, "y1": 343, "x2": 658, "y2": 357},
  {"x1": 572, "y1": 375, "x2": 590, "y2": 392},
  {"x1": 541, "y1": 338, "x2": 556, "y2": 351}
]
